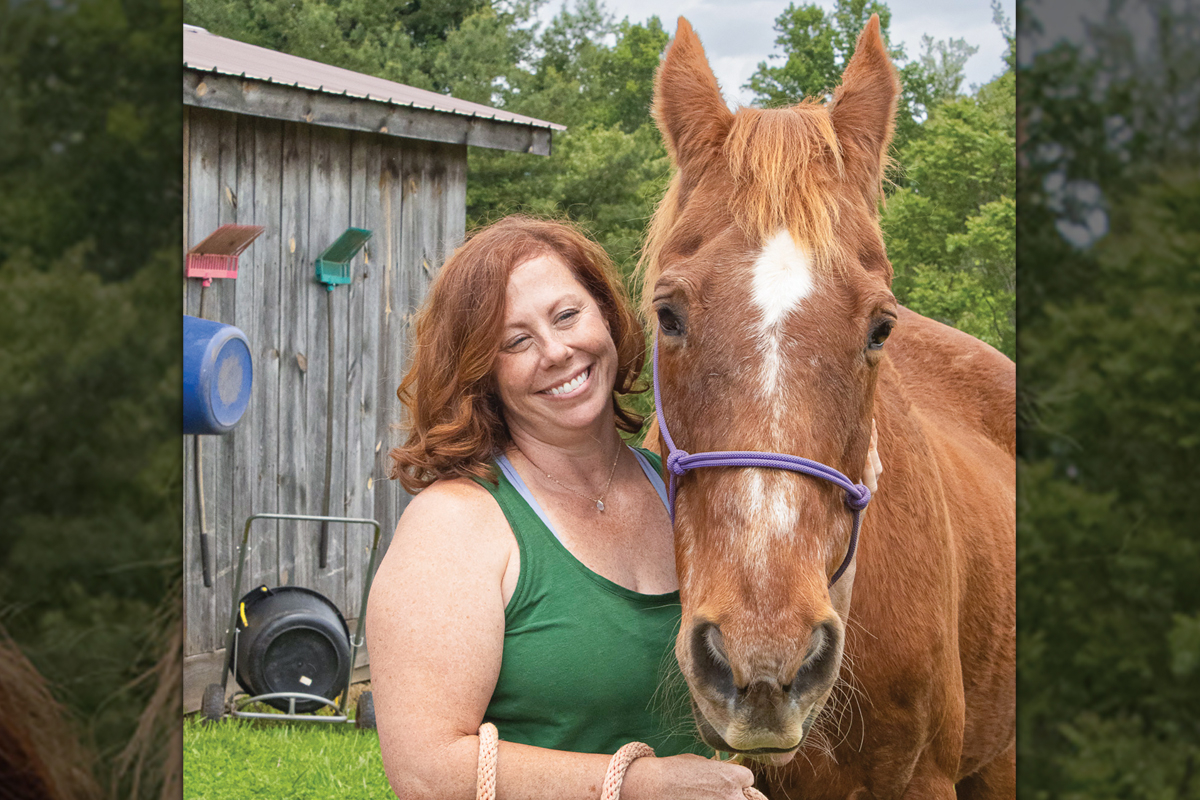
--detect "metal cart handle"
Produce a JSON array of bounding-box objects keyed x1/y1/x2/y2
[{"x1": 221, "y1": 512, "x2": 384, "y2": 717}]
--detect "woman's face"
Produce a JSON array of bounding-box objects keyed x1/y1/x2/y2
[{"x1": 494, "y1": 252, "x2": 618, "y2": 443}]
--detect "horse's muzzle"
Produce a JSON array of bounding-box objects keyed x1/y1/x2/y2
[{"x1": 684, "y1": 619, "x2": 842, "y2": 753}]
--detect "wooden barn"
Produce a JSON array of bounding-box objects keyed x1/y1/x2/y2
[{"x1": 182, "y1": 24, "x2": 563, "y2": 711}]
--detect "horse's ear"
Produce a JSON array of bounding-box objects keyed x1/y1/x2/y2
[
  {"x1": 829, "y1": 15, "x2": 900, "y2": 191},
  {"x1": 653, "y1": 17, "x2": 733, "y2": 170}
]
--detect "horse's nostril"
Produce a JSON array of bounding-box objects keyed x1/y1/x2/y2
[
  {"x1": 791, "y1": 622, "x2": 841, "y2": 690},
  {"x1": 691, "y1": 621, "x2": 735, "y2": 698}
]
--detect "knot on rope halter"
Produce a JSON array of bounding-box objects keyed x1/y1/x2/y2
[
  {"x1": 844, "y1": 484, "x2": 871, "y2": 512},
  {"x1": 665, "y1": 449, "x2": 690, "y2": 476}
]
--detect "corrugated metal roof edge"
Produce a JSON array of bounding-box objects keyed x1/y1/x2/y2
[{"x1": 184, "y1": 63, "x2": 567, "y2": 132}]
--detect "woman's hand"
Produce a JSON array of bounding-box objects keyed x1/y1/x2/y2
[
  {"x1": 622, "y1": 753, "x2": 756, "y2": 800},
  {"x1": 863, "y1": 418, "x2": 883, "y2": 492}
]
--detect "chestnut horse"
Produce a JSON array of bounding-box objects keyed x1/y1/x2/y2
[{"x1": 641, "y1": 16, "x2": 1015, "y2": 799}]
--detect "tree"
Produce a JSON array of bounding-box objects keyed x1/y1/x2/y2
[
  {"x1": 881, "y1": 59, "x2": 1016, "y2": 357},
  {"x1": 744, "y1": 0, "x2": 979, "y2": 154},
  {"x1": 1017, "y1": 0, "x2": 1200, "y2": 795},
  {"x1": 1018, "y1": 173, "x2": 1200, "y2": 799},
  {"x1": 184, "y1": 0, "x2": 540, "y2": 97},
  {"x1": 0, "y1": 0, "x2": 182, "y2": 794},
  {"x1": 745, "y1": 0, "x2": 901, "y2": 104},
  {"x1": 467, "y1": 5, "x2": 672, "y2": 275}
]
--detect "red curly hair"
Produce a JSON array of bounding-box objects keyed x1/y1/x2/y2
[{"x1": 388, "y1": 216, "x2": 646, "y2": 493}]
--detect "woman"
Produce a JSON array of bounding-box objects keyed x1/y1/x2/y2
[{"x1": 365, "y1": 217, "x2": 880, "y2": 800}]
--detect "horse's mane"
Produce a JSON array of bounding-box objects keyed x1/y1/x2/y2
[{"x1": 638, "y1": 101, "x2": 857, "y2": 316}]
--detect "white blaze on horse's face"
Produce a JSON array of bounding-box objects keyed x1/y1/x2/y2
[
  {"x1": 744, "y1": 231, "x2": 821, "y2": 574},
  {"x1": 751, "y1": 229, "x2": 815, "y2": 397}
]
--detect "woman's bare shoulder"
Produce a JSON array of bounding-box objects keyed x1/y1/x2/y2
[
  {"x1": 376, "y1": 476, "x2": 514, "y2": 582},
  {"x1": 397, "y1": 476, "x2": 506, "y2": 539}
]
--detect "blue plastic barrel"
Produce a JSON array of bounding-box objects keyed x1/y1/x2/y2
[{"x1": 184, "y1": 315, "x2": 253, "y2": 435}]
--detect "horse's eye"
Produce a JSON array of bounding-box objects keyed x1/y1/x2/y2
[
  {"x1": 657, "y1": 307, "x2": 685, "y2": 337},
  {"x1": 867, "y1": 320, "x2": 893, "y2": 351}
]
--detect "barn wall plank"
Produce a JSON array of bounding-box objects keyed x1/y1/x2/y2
[
  {"x1": 276, "y1": 121, "x2": 312, "y2": 596},
  {"x1": 189, "y1": 107, "x2": 241, "y2": 657},
  {"x1": 183, "y1": 107, "x2": 223, "y2": 658},
  {"x1": 305, "y1": 126, "x2": 348, "y2": 612},
  {"x1": 229, "y1": 114, "x2": 262, "y2": 620},
  {"x1": 302, "y1": 124, "x2": 332, "y2": 605},
  {"x1": 207, "y1": 110, "x2": 242, "y2": 655},
  {"x1": 344, "y1": 130, "x2": 381, "y2": 619},
  {"x1": 326, "y1": 126, "x2": 352, "y2": 614},
  {"x1": 397, "y1": 138, "x2": 433, "y2": 546},
  {"x1": 246, "y1": 116, "x2": 283, "y2": 595},
  {"x1": 442, "y1": 143, "x2": 468, "y2": 252},
  {"x1": 373, "y1": 141, "x2": 407, "y2": 557}
]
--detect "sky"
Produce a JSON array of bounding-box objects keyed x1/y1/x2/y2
[{"x1": 536, "y1": 0, "x2": 1015, "y2": 107}]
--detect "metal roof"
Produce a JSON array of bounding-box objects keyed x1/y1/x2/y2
[{"x1": 183, "y1": 25, "x2": 565, "y2": 132}]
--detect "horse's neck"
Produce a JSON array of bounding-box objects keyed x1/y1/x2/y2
[{"x1": 885, "y1": 307, "x2": 1016, "y2": 456}]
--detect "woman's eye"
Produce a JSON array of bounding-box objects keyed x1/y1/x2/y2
[
  {"x1": 503, "y1": 335, "x2": 530, "y2": 352},
  {"x1": 867, "y1": 320, "x2": 893, "y2": 351},
  {"x1": 657, "y1": 307, "x2": 685, "y2": 336},
  {"x1": 557, "y1": 309, "x2": 579, "y2": 324}
]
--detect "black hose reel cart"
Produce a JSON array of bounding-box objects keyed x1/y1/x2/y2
[{"x1": 201, "y1": 513, "x2": 382, "y2": 728}]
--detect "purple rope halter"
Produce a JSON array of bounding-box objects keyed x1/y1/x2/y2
[{"x1": 652, "y1": 334, "x2": 871, "y2": 586}]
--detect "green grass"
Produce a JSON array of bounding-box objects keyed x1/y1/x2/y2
[{"x1": 183, "y1": 714, "x2": 394, "y2": 799}]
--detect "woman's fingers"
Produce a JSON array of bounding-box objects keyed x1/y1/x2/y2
[{"x1": 627, "y1": 754, "x2": 756, "y2": 799}]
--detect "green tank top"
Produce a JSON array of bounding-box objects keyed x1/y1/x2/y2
[{"x1": 472, "y1": 447, "x2": 707, "y2": 757}]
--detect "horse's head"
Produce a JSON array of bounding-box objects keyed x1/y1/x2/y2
[{"x1": 644, "y1": 16, "x2": 900, "y2": 761}]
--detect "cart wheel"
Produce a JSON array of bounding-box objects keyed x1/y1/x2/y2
[
  {"x1": 355, "y1": 691, "x2": 376, "y2": 730},
  {"x1": 201, "y1": 683, "x2": 226, "y2": 723}
]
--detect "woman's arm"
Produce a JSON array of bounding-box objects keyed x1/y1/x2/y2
[{"x1": 365, "y1": 479, "x2": 754, "y2": 800}]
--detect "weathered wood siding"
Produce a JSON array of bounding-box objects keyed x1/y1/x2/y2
[{"x1": 183, "y1": 106, "x2": 465, "y2": 706}]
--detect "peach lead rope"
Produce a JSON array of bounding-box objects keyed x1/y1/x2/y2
[{"x1": 475, "y1": 723, "x2": 768, "y2": 800}]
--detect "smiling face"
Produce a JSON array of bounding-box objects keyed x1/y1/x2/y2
[{"x1": 494, "y1": 252, "x2": 619, "y2": 443}]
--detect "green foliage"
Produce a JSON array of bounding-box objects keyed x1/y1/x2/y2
[
  {"x1": 744, "y1": 0, "x2": 989, "y2": 156},
  {"x1": 466, "y1": 6, "x2": 671, "y2": 276},
  {"x1": 0, "y1": 245, "x2": 181, "y2": 793},
  {"x1": 0, "y1": 0, "x2": 181, "y2": 282},
  {"x1": 0, "y1": 0, "x2": 181, "y2": 794},
  {"x1": 1018, "y1": 0, "x2": 1200, "y2": 782},
  {"x1": 745, "y1": 0, "x2": 937, "y2": 152},
  {"x1": 744, "y1": 2, "x2": 846, "y2": 107},
  {"x1": 184, "y1": 0, "x2": 537, "y2": 97},
  {"x1": 882, "y1": 65, "x2": 1015, "y2": 357}
]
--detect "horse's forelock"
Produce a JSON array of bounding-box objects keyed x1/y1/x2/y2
[
  {"x1": 637, "y1": 103, "x2": 861, "y2": 315},
  {"x1": 724, "y1": 103, "x2": 850, "y2": 271}
]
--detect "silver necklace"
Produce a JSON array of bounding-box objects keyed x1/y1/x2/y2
[{"x1": 528, "y1": 444, "x2": 622, "y2": 512}]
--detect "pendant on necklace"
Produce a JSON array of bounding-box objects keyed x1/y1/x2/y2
[{"x1": 596, "y1": 500, "x2": 605, "y2": 512}]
